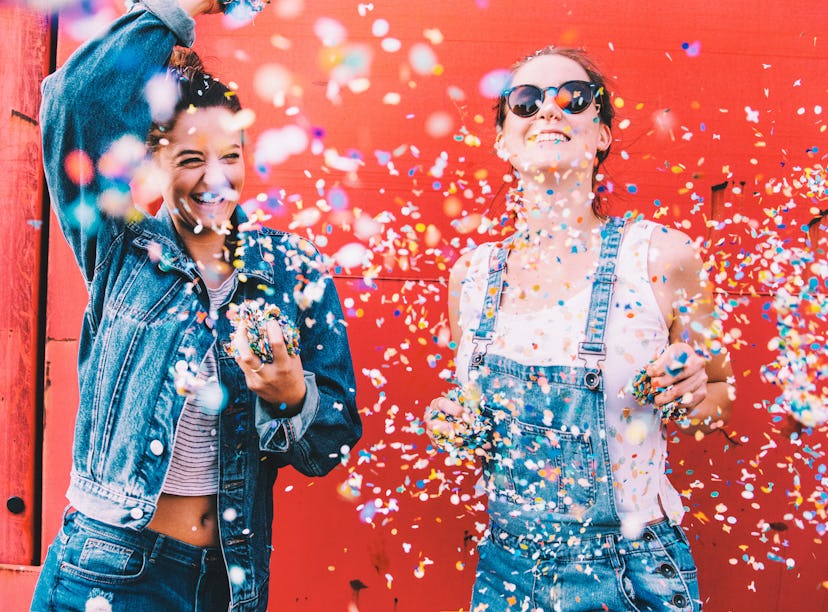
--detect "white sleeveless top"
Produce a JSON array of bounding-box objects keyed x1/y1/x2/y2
[{"x1": 455, "y1": 220, "x2": 684, "y2": 529}]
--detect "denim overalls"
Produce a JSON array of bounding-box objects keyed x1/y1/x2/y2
[{"x1": 468, "y1": 218, "x2": 701, "y2": 611}]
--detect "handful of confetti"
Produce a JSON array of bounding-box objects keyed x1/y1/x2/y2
[
  {"x1": 429, "y1": 381, "x2": 491, "y2": 459},
  {"x1": 220, "y1": 0, "x2": 268, "y2": 13},
  {"x1": 227, "y1": 300, "x2": 300, "y2": 362},
  {"x1": 627, "y1": 351, "x2": 690, "y2": 421}
]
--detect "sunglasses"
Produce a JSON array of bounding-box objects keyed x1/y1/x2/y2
[{"x1": 503, "y1": 81, "x2": 601, "y2": 118}]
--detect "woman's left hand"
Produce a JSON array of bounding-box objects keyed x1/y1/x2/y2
[
  {"x1": 646, "y1": 342, "x2": 708, "y2": 412},
  {"x1": 232, "y1": 319, "x2": 307, "y2": 409}
]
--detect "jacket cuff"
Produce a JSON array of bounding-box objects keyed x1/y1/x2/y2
[
  {"x1": 128, "y1": 0, "x2": 196, "y2": 47},
  {"x1": 255, "y1": 371, "x2": 320, "y2": 452}
]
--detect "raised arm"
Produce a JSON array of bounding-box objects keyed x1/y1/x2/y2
[{"x1": 40, "y1": 0, "x2": 204, "y2": 281}]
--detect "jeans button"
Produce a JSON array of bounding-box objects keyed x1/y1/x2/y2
[
  {"x1": 672, "y1": 593, "x2": 687, "y2": 607},
  {"x1": 642, "y1": 531, "x2": 655, "y2": 542},
  {"x1": 659, "y1": 563, "x2": 676, "y2": 578}
]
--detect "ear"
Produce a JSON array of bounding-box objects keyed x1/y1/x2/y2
[
  {"x1": 597, "y1": 122, "x2": 612, "y2": 153},
  {"x1": 494, "y1": 132, "x2": 510, "y2": 161}
]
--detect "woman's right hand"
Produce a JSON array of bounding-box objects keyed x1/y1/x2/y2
[
  {"x1": 424, "y1": 396, "x2": 470, "y2": 448},
  {"x1": 179, "y1": 0, "x2": 225, "y2": 17}
]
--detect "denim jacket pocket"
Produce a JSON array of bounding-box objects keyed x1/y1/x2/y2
[{"x1": 102, "y1": 257, "x2": 195, "y2": 328}]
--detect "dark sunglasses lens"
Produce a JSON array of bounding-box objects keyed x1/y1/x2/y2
[
  {"x1": 507, "y1": 86, "x2": 543, "y2": 117},
  {"x1": 558, "y1": 82, "x2": 593, "y2": 113}
]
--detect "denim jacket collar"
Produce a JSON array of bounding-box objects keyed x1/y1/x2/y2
[{"x1": 129, "y1": 204, "x2": 276, "y2": 285}]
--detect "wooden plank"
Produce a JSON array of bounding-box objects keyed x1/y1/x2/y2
[
  {"x1": 0, "y1": 6, "x2": 51, "y2": 566},
  {"x1": 0, "y1": 565, "x2": 40, "y2": 611}
]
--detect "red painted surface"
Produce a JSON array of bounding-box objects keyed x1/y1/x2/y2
[
  {"x1": 0, "y1": 5, "x2": 50, "y2": 567},
  {"x1": 2, "y1": 0, "x2": 828, "y2": 610}
]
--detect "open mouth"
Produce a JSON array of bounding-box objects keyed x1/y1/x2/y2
[
  {"x1": 529, "y1": 132, "x2": 571, "y2": 144},
  {"x1": 191, "y1": 188, "x2": 238, "y2": 206}
]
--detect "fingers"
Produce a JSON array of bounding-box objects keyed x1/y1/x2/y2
[
  {"x1": 232, "y1": 320, "x2": 266, "y2": 374},
  {"x1": 232, "y1": 319, "x2": 298, "y2": 378},
  {"x1": 264, "y1": 319, "x2": 289, "y2": 362},
  {"x1": 428, "y1": 397, "x2": 465, "y2": 418},
  {"x1": 648, "y1": 344, "x2": 706, "y2": 389},
  {"x1": 424, "y1": 397, "x2": 468, "y2": 445},
  {"x1": 654, "y1": 368, "x2": 708, "y2": 409}
]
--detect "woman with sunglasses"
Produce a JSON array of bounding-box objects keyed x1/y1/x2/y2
[
  {"x1": 31, "y1": 1, "x2": 360, "y2": 610},
  {"x1": 425, "y1": 47, "x2": 733, "y2": 611}
]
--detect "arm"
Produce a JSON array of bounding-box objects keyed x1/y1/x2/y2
[
  {"x1": 242, "y1": 243, "x2": 361, "y2": 476},
  {"x1": 648, "y1": 227, "x2": 735, "y2": 435},
  {"x1": 425, "y1": 252, "x2": 474, "y2": 445},
  {"x1": 39, "y1": 0, "x2": 200, "y2": 282}
]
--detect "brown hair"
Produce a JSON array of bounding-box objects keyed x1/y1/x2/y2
[
  {"x1": 495, "y1": 46, "x2": 615, "y2": 217},
  {"x1": 146, "y1": 48, "x2": 242, "y2": 153}
]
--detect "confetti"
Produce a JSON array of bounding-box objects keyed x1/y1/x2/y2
[{"x1": 226, "y1": 299, "x2": 301, "y2": 361}]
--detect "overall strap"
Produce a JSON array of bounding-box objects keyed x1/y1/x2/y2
[
  {"x1": 579, "y1": 216, "x2": 626, "y2": 390},
  {"x1": 468, "y1": 239, "x2": 511, "y2": 371}
]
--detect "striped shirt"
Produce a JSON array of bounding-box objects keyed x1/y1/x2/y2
[{"x1": 162, "y1": 274, "x2": 235, "y2": 496}]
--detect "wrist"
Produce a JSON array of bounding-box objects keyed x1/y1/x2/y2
[{"x1": 178, "y1": 0, "x2": 218, "y2": 17}]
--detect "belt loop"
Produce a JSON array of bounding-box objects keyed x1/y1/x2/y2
[
  {"x1": 606, "y1": 534, "x2": 622, "y2": 570},
  {"x1": 61, "y1": 505, "x2": 76, "y2": 525},
  {"x1": 149, "y1": 532, "x2": 165, "y2": 563}
]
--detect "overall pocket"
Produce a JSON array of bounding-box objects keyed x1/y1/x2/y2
[{"x1": 482, "y1": 405, "x2": 597, "y2": 512}]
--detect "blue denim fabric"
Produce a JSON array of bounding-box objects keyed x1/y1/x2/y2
[
  {"x1": 473, "y1": 520, "x2": 700, "y2": 612},
  {"x1": 32, "y1": 510, "x2": 230, "y2": 612},
  {"x1": 36, "y1": 2, "x2": 361, "y2": 610},
  {"x1": 467, "y1": 219, "x2": 701, "y2": 611}
]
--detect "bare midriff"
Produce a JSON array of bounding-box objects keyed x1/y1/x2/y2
[{"x1": 147, "y1": 493, "x2": 220, "y2": 547}]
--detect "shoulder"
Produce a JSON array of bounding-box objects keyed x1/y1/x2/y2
[
  {"x1": 250, "y1": 224, "x2": 324, "y2": 263},
  {"x1": 449, "y1": 241, "x2": 498, "y2": 287},
  {"x1": 449, "y1": 250, "x2": 475, "y2": 285},
  {"x1": 262, "y1": 226, "x2": 318, "y2": 255},
  {"x1": 623, "y1": 216, "x2": 699, "y2": 267},
  {"x1": 645, "y1": 224, "x2": 705, "y2": 296},
  {"x1": 647, "y1": 224, "x2": 701, "y2": 269}
]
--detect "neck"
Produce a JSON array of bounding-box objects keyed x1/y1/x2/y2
[{"x1": 511, "y1": 175, "x2": 603, "y2": 248}]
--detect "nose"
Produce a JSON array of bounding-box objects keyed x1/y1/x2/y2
[
  {"x1": 203, "y1": 158, "x2": 231, "y2": 191},
  {"x1": 536, "y1": 88, "x2": 564, "y2": 121}
]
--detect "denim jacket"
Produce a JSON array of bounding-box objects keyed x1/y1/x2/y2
[{"x1": 39, "y1": 2, "x2": 361, "y2": 609}]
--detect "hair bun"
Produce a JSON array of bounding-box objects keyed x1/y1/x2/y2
[{"x1": 168, "y1": 47, "x2": 205, "y2": 79}]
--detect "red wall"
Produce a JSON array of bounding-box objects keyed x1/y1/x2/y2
[{"x1": 2, "y1": 0, "x2": 827, "y2": 610}]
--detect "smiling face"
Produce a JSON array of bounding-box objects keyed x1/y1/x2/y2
[
  {"x1": 497, "y1": 54, "x2": 612, "y2": 180},
  {"x1": 154, "y1": 106, "x2": 245, "y2": 238}
]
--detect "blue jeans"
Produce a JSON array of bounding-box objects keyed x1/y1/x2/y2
[
  {"x1": 472, "y1": 520, "x2": 701, "y2": 611},
  {"x1": 31, "y1": 511, "x2": 230, "y2": 612}
]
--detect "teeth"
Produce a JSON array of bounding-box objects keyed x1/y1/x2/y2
[
  {"x1": 193, "y1": 188, "x2": 238, "y2": 204},
  {"x1": 196, "y1": 192, "x2": 221, "y2": 203},
  {"x1": 533, "y1": 133, "x2": 569, "y2": 143}
]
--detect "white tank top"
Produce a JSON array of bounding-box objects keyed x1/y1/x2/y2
[{"x1": 455, "y1": 220, "x2": 684, "y2": 528}]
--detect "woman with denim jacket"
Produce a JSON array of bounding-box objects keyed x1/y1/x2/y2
[
  {"x1": 31, "y1": 1, "x2": 360, "y2": 610},
  {"x1": 425, "y1": 48, "x2": 734, "y2": 611}
]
